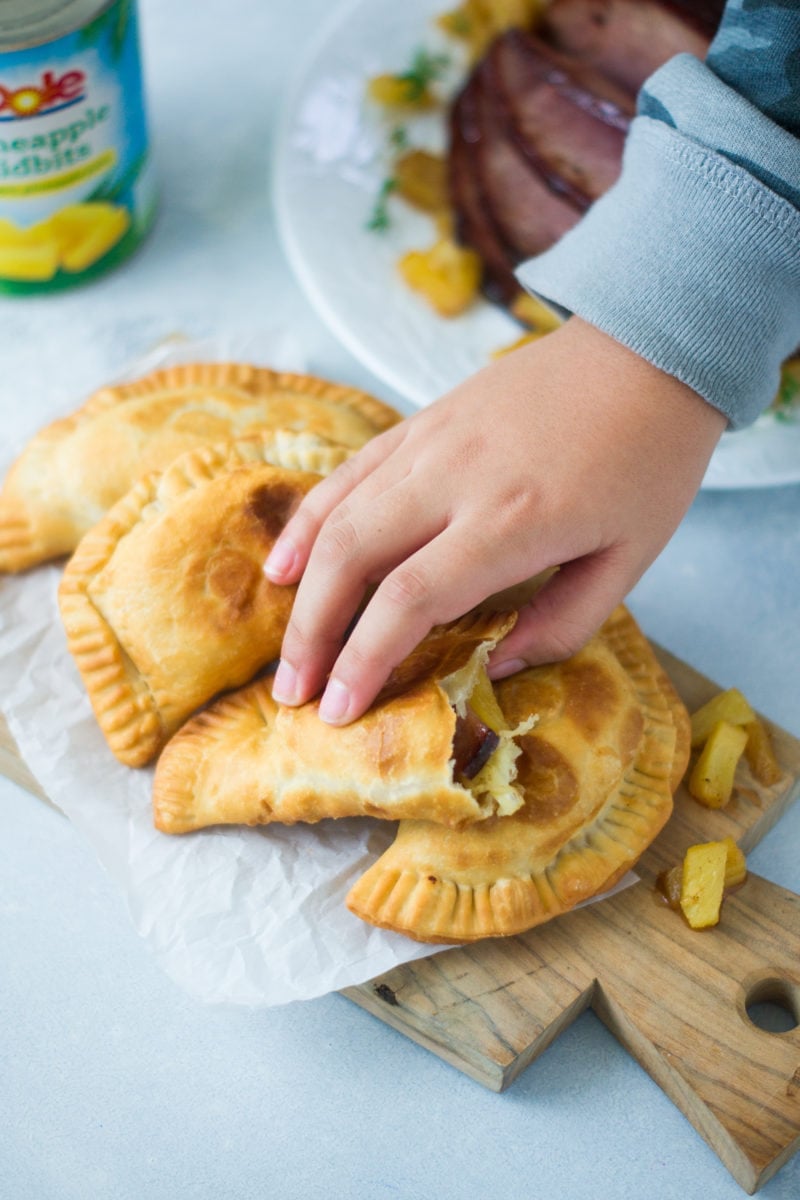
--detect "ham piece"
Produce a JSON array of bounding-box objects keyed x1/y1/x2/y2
[{"x1": 446, "y1": 0, "x2": 723, "y2": 307}]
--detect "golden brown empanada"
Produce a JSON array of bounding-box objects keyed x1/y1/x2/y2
[
  {"x1": 0, "y1": 362, "x2": 400, "y2": 571},
  {"x1": 59, "y1": 430, "x2": 348, "y2": 768},
  {"x1": 346, "y1": 606, "x2": 690, "y2": 943},
  {"x1": 153, "y1": 609, "x2": 533, "y2": 833}
]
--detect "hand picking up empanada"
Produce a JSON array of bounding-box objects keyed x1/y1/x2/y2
[
  {"x1": 0, "y1": 362, "x2": 400, "y2": 572},
  {"x1": 59, "y1": 430, "x2": 349, "y2": 767},
  {"x1": 346, "y1": 607, "x2": 691, "y2": 943},
  {"x1": 153, "y1": 609, "x2": 534, "y2": 834}
]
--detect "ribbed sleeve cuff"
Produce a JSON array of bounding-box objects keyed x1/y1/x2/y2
[{"x1": 515, "y1": 115, "x2": 800, "y2": 429}]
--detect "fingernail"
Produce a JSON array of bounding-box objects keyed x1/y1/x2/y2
[
  {"x1": 489, "y1": 657, "x2": 527, "y2": 681},
  {"x1": 319, "y1": 678, "x2": 351, "y2": 724},
  {"x1": 264, "y1": 538, "x2": 297, "y2": 581},
  {"x1": 272, "y1": 659, "x2": 299, "y2": 704}
]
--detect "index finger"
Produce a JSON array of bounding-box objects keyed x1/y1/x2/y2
[{"x1": 263, "y1": 424, "x2": 406, "y2": 585}]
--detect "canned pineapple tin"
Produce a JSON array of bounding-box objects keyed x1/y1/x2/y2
[{"x1": 0, "y1": 0, "x2": 155, "y2": 293}]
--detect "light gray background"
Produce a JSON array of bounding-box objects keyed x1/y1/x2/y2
[{"x1": 1, "y1": 2, "x2": 799, "y2": 1197}]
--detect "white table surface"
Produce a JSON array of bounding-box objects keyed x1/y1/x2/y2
[{"x1": 1, "y1": 3, "x2": 799, "y2": 1197}]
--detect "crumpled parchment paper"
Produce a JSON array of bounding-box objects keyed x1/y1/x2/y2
[{"x1": 0, "y1": 332, "x2": 634, "y2": 1008}]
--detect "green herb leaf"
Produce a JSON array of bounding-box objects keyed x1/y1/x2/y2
[
  {"x1": 366, "y1": 178, "x2": 397, "y2": 232},
  {"x1": 389, "y1": 126, "x2": 409, "y2": 150},
  {"x1": 396, "y1": 48, "x2": 450, "y2": 102}
]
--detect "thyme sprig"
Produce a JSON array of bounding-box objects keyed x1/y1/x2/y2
[
  {"x1": 396, "y1": 48, "x2": 450, "y2": 102},
  {"x1": 366, "y1": 177, "x2": 397, "y2": 232}
]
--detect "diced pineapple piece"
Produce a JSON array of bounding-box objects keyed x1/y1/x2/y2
[
  {"x1": 367, "y1": 73, "x2": 436, "y2": 109},
  {"x1": 468, "y1": 666, "x2": 506, "y2": 733},
  {"x1": 661, "y1": 838, "x2": 747, "y2": 918},
  {"x1": 437, "y1": 0, "x2": 540, "y2": 60},
  {"x1": 510, "y1": 291, "x2": 563, "y2": 334},
  {"x1": 688, "y1": 719, "x2": 749, "y2": 808},
  {"x1": 394, "y1": 150, "x2": 449, "y2": 214},
  {"x1": 0, "y1": 218, "x2": 59, "y2": 280},
  {"x1": 492, "y1": 330, "x2": 546, "y2": 359},
  {"x1": 721, "y1": 835, "x2": 748, "y2": 889},
  {"x1": 658, "y1": 863, "x2": 683, "y2": 911},
  {"x1": 690, "y1": 687, "x2": 755, "y2": 748},
  {"x1": 0, "y1": 218, "x2": 18, "y2": 241},
  {"x1": 398, "y1": 237, "x2": 481, "y2": 316},
  {"x1": 680, "y1": 841, "x2": 728, "y2": 929},
  {"x1": 744, "y1": 716, "x2": 783, "y2": 786},
  {"x1": 51, "y1": 202, "x2": 130, "y2": 272}
]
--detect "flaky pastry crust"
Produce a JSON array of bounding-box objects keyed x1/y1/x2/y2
[
  {"x1": 0, "y1": 362, "x2": 399, "y2": 571},
  {"x1": 346, "y1": 606, "x2": 688, "y2": 943},
  {"x1": 152, "y1": 610, "x2": 519, "y2": 833},
  {"x1": 58, "y1": 431, "x2": 343, "y2": 767}
]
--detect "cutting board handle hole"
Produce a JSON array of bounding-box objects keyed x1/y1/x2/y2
[{"x1": 744, "y1": 977, "x2": 799, "y2": 1034}]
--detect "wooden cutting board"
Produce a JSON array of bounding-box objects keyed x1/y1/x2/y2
[
  {"x1": 3, "y1": 646, "x2": 800, "y2": 1193},
  {"x1": 342, "y1": 647, "x2": 800, "y2": 1196}
]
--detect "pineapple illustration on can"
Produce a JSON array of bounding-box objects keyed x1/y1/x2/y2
[{"x1": 0, "y1": 0, "x2": 155, "y2": 292}]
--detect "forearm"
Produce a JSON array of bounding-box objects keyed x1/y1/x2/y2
[{"x1": 516, "y1": 4, "x2": 800, "y2": 430}]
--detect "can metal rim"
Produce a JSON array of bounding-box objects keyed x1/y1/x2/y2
[{"x1": 0, "y1": 0, "x2": 118, "y2": 53}]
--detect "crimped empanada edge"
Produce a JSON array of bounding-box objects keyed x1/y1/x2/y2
[
  {"x1": 86, "y1": 362, "x2": 402, "y2": 435},
  {"x1": 346, "y1": 609, "x2": 680, "y2": 943},
  {"x1": 59, "y1": 475, "x2": 166, "y2": 767}
]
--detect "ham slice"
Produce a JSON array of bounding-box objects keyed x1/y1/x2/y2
[
  {"x1": 445, "y1": 1, "x2": 723, "y2": 309},
  {"x1": 491, "y1": 30, "x2": 633, "y2": 207},
  {"x1": 448, "y1": 80, "x2": 522, "y2": 304},
  {"x1": 472, "y1": 57, "x2": 584, "y2": 260}
]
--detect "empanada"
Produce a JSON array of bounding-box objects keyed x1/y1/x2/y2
[
  {"x1": 346, "y1": 606, "x2": 691, "y2": 942},
  {"x1": 153, "y1": 610, "x2": 533, "y2": 833},
  {"x1": 0, "y1": 362, "x2": 400, "y2": 571},
  {"x1": 59, "y1": 430, "x2": 348, "y2": 767}
]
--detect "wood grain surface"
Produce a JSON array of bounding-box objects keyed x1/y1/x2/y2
[
  {"x1": 342, "y1": 647, "x2": 800, "y2": 1194},
  {"x1": 3, "y1": 646, "x2": 799, "y2": 1192}
]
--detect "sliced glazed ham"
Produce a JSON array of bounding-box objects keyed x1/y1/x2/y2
[
  {"x1": 491, "y1": 30, "x2": 633, "y2": 207},
  {"x1": 445, "y1": 1, "x2": 723, "y2": 308},
  {"x1": 448, "y1": 80, "x2": 522, "y2": 304},
  {"x1": 473, "y1": 58, "x2": 584, "y2": 260}
]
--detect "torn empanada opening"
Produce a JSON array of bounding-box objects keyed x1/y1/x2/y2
[
  {"x1": 152, "y1": 609, "x2": 531, "y2": 834},
  {"x1": 346, "y1": 606, "x2": 691, "y2": 944},
  {"x1": 445, "y1": 661, "x2": 535, "y2": 817}
]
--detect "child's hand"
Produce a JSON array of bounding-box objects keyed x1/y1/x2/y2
[{"x1": 265, "y1": 317, "x2": 726, "y2": 723}]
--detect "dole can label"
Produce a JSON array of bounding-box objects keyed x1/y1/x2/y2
[{"x1": 0, "y1": 0, "x2": 155, "y2": 293}]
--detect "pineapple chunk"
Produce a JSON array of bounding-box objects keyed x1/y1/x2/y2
[
  {"x1": 394, "y1": 150, "x2": 449, "y2": 214},
  {"x1": 660, "y1": 838, "x2": 747, "y2": 917},
  {"x1": 398, "y1": 237, "x2": 481, "y2": 316},
  {"x1": 467, "y1": 666, "x2": 506, "y2": 733},
  {"x1": 721, "y1": 835, "x2": 748, "y2": 889},
  {"x1": 438, "y1": 0, "x2": 540, "y2": 60},
  {"x1": 492, "y1": 330, "x2": 546, "y2": 359},
  {"x1": 690, "y1": 687, "x2": 755, "y2": 748},
  {"x1": 0, "y1": 217, "x2": 59, "y2": 280},
  {"x1": 51, "y1": 202, "x2": 130, "y2": 272},
  {"x1": 744, "y1": 716, "x2": 783, "y2": 786},
  {"x1": 688, "y1": 719, "x2": 748, "y2": 808},
  {"x1": 680, "y1": 841, "x2": 728, "y2": 929},
  {"x1": 510, "y1": 291, "x2": 563, "y2": 334},
  {"x1": 658, "y1": 863, "x2": 683, "y2": 911},
  {"x1": 367, "y1": 74, "x2": 436, "y2": 110}
]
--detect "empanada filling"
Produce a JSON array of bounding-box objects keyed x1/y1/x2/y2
[
  {"x1": 452, "y1": 708, "x2": 500, "y2": 781},
  {"x1": 444, "y1": 661, "x2": 535, "y2": 817}
]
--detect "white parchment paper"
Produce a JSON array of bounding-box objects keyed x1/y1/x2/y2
[{"x1": 0, "y1": 331, "x2": 634, "y2": 1008}]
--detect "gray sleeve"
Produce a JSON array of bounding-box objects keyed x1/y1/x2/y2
[{"x1": 515, "y1": 28, "x2": 800, "y2": 430}]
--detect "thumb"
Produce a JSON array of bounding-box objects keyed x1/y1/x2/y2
[{"x1": 487, "y1": 548, "x2": 636, "y2": 677}]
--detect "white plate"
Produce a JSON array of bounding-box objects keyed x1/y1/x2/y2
[{"x1": 272, "y1": 0, "x2": 800, "y2": 490}]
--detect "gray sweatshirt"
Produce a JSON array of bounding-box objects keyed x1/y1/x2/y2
[{"x1": 516, "y1": 0, "x2": 800, "y2": 429}]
